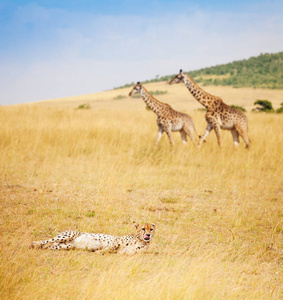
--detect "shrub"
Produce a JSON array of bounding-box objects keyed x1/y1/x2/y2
[
  {"x1": 276, "y1": 102, "x2": 283, "y2": 113},
  {"x1": 231, "y1": 105, "x2": 246, "y2": 112},
  {"x1": 113, "y1": 95, "x2": 127, "y2": 100},
  {"x1": 253, "y1": 100, "x2": 274, "y2": 112},
  {"x1": 149, "y1": 90, "x2": 168, "y2": 96},
  {"x1": 75, "y1": 103, "x2": 91, "y2": 110}
]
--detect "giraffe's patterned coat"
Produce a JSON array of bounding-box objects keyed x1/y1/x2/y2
[
  {"x1": 169, "y1": 70, "x2": 250, "y2": 148},
  {"x1": 31, "y1": 223, "x2": 155, "y2": 255},
  {"x1": 129, "y1": 82, "x2": 198, "y2": 146}
]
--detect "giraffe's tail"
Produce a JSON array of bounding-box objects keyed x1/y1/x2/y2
[{"x1": 193, "y1": 123, "x2": 206, "y2": 143}]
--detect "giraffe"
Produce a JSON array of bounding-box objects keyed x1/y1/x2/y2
[
  {"x1": 129, "y1": 82, "x2": 198, "y2": 146},
  {"x1": 168, "y1": 70, "x2": 250, "y2": 149}
]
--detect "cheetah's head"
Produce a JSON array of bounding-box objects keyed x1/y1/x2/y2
[{"x1": 135, "y1": 223, "x2": 155, "y2": 243}]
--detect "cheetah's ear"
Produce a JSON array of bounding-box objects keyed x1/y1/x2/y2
[
  {"x1": 133, "y1": 222, "x2": 139, "y2": 229},
  {"x1": 151, "y1": 223, "x2": 155, "y2": 227},
  {"x1": 180, "y1": 69, "x2": 183, "y2": 73}
]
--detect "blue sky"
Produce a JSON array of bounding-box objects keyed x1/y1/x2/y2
[{"x1": 1, "y1": 0, "x2": 283, "y2": 105}]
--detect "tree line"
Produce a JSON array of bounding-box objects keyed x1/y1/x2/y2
[{"x1": 115, "y1": 52, "x2": 283, "y2": 89}]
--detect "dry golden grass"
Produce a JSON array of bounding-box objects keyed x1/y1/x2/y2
[{"x1": 1, "y1": 84, "x2": 283, "y2": 299}]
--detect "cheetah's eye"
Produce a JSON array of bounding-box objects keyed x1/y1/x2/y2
[
  {"x1": 142, "y1": 228, "x2": 145, "y2": 231},
  {"x1": 150, "y1": 228, "x2": 153, "y2": 231}
]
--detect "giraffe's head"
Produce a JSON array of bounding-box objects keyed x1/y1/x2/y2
[
  {"x1": 168, "y1": 69, "x2": 185, "y2": 85},
  {"x1": 129, "y1": 82, "x2": 142, "y2": 97}
]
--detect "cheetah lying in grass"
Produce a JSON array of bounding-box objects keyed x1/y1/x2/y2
[{"x1": 31, "y1": 223, "x2": 155, "y2": 255}]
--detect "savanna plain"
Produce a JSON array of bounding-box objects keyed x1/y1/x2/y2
[{"x1": 0, "y1": 82, "x2": 282, "y2": 299}]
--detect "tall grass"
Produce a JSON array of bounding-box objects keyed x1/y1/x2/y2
[{"x1": 0, "y1": 104, "x2": 282, "y2": 299}]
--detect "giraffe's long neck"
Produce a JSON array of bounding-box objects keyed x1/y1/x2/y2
[
  {"x1": 140, "y1": 87, "x2": 170, "y2": 115},
  {"x1": 183, "y1": 74, "x2": 221, "y2": 110}
]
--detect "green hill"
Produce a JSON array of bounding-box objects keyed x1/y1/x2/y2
[
  {"x1": 190, "y1": 52, "x2": 283, "y2": 89},
  {"x1": 117, "y1": 52, "x2": 283, "y2": 89}
]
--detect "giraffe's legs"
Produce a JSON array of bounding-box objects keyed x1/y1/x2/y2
[
  {"x1": 243, "y1": 136, "x2": 251, "y2": 149},
  {"x1": 199, "y1": 123, "x2": 212, "y2": 147},
  {"x1": 165, "y1": 129, "x2": 174, "y2": 145},
  {"x1": 179, "y1": 129, "x2": 187, "y2": 144},
  {"x1": 183, "y1": 126, "x2": 198, "y2": 147},
  {"x1": 156, "y1": 127, "x2": 164, "y2": 145},
  {"x1": 235, "y1": 125, "x2": 250, "y2": 149},
  {"x1": 213, "y1": 123, "x2": 222, "y2": 148},
  {"x1": 231, "y1": 129, "x2": 240, "y2": 147},
  {"x1": 202, "y1": 114, "x2": 222, "y2": 148}
]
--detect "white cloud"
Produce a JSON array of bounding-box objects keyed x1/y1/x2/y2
[{"x1": 1, "y1": 4, "x2": 283, "y2": 104}]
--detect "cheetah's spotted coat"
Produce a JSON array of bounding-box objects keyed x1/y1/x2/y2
[{"x1": 31, "y1": 223, "x2": 155, "y2": 255}]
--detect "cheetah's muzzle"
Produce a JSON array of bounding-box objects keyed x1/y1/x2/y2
[{"x1": 144, "y1": 234, "x2": 151, "y2": 241}]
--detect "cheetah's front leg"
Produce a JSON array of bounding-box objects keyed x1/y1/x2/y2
[{"x1": 94, "y1": 242, "x2": 120, "y2": 255}]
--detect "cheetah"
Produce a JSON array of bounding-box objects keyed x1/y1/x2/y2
[{"x1": 31, "y1": 223, "x2": 155, "y2": 255}]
